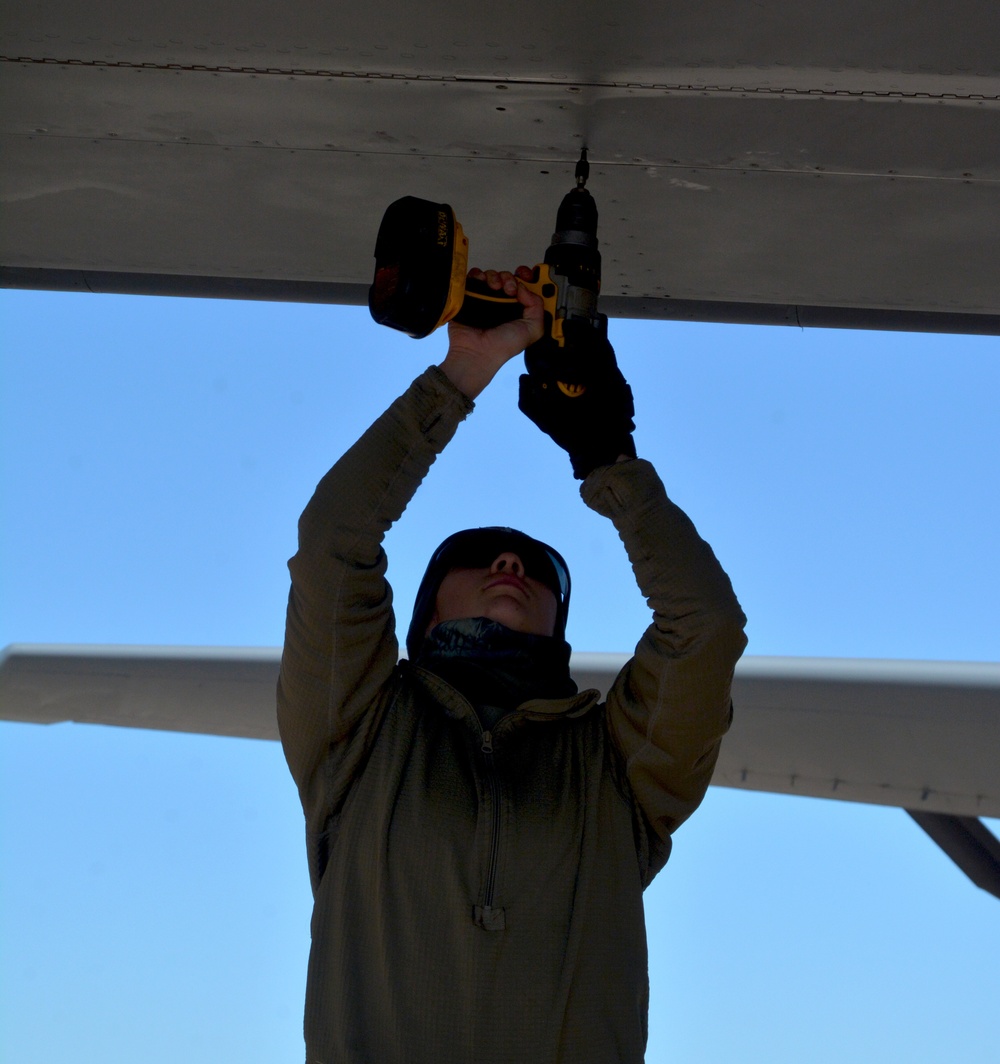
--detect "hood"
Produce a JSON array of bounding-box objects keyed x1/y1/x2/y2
[{"x1": 405, "y1": 526, "x2": 571, "y2": 659}]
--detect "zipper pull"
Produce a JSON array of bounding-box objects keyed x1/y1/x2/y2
[{"x1": 481, "y1": 730, "x2": 494, "y2": 754}]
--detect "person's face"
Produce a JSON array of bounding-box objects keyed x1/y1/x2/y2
[{"x1": 429, "y1": 551, "x2": 559, "y2": 637}]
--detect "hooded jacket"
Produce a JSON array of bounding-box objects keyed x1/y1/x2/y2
[{"x1": 277, "y1": 366, "x2": 747, "y2": 1064}]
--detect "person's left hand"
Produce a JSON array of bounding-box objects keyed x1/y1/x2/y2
[
  {"x1": 440, "y1": 267, "x2": 544, "y2": 399},
  {"x1": 519, "y1": 319, "x2": 637, "y2": 479}
]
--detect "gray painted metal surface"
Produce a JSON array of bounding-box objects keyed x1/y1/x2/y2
[
  {"x1": 3, "y1": 645, "x2": 998, "y2": 818},
  {"x1": 907, "y1": 812, "x2": 1000, "y2": 900},
  {"x1": 3, "y1": 1, "x2": 999, "y2": 330}
]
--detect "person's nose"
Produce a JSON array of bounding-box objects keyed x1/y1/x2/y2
[{"x1": 490, "y1": 552, "x2": 524, "y2": 578}]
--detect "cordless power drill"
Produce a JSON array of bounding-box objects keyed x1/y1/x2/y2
[{"x1": 368, "y1": 150, "x2": 605, "y2": 396}]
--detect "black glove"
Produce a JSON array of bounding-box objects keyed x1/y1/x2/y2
[{"x1": 518, "y1": 318, "x2": 636, "y2": 480}]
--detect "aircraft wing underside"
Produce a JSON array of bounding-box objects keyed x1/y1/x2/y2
[{"x1": 2, "y1": 0, "x2": 999, "y2": 333}]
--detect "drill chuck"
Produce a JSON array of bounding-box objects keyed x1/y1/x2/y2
[
  {"x1": 544, "y1": 182, "x2": 602, "y2": 326},
  {"x1": 550, "y1": 187, "x2": 599, "y2": 249}
]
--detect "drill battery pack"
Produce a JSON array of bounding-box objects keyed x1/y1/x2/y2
[
  {"x1": 368, "y1": 150, "x2": 601, "y2": 345},
  {"x1": 369, "y1": 197, "x2": 473, "y2": 339},
  {"x1": 369, "y1": 195, "x2": 542, "y2": 339}
]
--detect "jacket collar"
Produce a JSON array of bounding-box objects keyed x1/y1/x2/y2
[{"x1": 403, "y1": 660, "x2": 601, "y2": 730}]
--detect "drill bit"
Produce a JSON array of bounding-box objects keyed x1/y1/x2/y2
[{"x1": 575, "y1": 147, "x2": 590, "y2": 190}]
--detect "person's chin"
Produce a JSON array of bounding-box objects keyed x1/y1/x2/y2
[{"x1": 482, "y1": 603, "x2": 530, "y2": 633}]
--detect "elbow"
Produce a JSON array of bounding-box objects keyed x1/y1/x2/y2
[
  {"x1": 716, "y1": 603, "x2": 749, "y2": 662},
  {"x1": 654, "y1": 599, "x2": 748, "y2": 665},
  {"x1": 697, "y1": 594, "x2": 748, "y2": 668}
]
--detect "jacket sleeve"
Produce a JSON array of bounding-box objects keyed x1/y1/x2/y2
[
  {"x1": 277, "y1": 366, "x2": 474, "y2": 820},
  {"x1": 581, "y1": 458, "x2": 748, "y2": 878}
]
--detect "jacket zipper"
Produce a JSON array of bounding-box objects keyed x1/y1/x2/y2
[{"x1": 475, "y1": 730, "x2": 505, "y2": 930}]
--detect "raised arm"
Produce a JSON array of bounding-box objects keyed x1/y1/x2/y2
[
  {"x1": 583, "y1": 459, "x2": 747, "y2": 879},
  {"x1": 278, "y1": 271, "x2": 544, "y2": 813},
  {"x1": 277, "y1": 368, "x2": 472, "y2": 801},
  {"x1": 516, "y1": 324, "x2": 747, "y2": 879}
]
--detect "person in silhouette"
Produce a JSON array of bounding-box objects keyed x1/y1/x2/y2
[{"x1": 278, "y1": 267, "x2": 746, "y2": 1063}]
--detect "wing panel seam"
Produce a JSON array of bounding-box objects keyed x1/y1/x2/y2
[{"x1": 2, "y1": 56, "x2": 998, "y2": 101}]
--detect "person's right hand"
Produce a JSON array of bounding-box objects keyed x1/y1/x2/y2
[{"x1": 440, "y1": 267, "x2": 544, "y2": 399}]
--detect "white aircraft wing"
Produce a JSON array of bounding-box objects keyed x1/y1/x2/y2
[
  {"x1": 1, "y1": 643, "x2": 995, "y2": 818},
  {"x1": 4, "y1": 645, "x2": 998, "y2": 895},
  {"x1": 3, "y1": 0, "x2": 999, "y2": 333}
]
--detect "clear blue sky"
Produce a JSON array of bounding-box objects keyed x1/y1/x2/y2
[{"x1": 1, "y1": 290, "x2": 998, "y2": 1062}]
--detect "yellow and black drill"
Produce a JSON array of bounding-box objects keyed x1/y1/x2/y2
[
  {"x1": 368, "y1": 150, "x2": 606, "y2": 369},
  {"x1": 369, "y1": 149, "x2": 636, "y2": 477}
]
